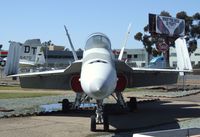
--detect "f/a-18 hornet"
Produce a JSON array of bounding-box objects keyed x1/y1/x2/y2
[{"x1": 7, "y1": 25, "x2": 192, "y2": 131}]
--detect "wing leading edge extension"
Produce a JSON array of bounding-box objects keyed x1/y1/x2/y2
[{"x1": 9, "y1": 60, "x2": 82, "y2": 77}]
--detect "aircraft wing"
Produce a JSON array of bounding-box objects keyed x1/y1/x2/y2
[
  {"x1": 115, "y1": 60, "x2": 192, "y2": 73},
  {"x1": 131, "y1": 67, "x2": 192, "y2": 72},
  {"x1": 9, "y1": 60, "x2": 82, "y2": 90},
  {"x1": 115, "y1": 60, "x2": 191, "y2": 88},
  {"x1": 9, "y1": 60, "x2": 82, "y2": 77}
]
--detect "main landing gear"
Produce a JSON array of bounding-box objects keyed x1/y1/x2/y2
[
  {"x1": 61, "y1": 92, "x2": 137, "y2": 132},
  {"x1": 62, "y1": 99, "x2": 71, "y2": 112},
  {"x1": 61, "y1": 93, "x2": 84, "y2": 112},
  {"x1": 61, "y1": 95, "x2": 109, "y2": 132},
  {"x1": 90, "y1": 100, "x2": 109, "y2": 132}
]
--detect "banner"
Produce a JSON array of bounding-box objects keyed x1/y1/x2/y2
[{"x1": 156, "y1": 15, "x2": 185, "y2": 37}]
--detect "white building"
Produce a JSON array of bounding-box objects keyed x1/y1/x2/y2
[
  {"x1": 170, "y1": 47, "x2": 200, "y2": 68},
  {"x1": 115, "y1": 47, "x2": 200, "y2": 68},
  {"x1": 113, "y1": 49, "x2": 148, "y2": 67}
]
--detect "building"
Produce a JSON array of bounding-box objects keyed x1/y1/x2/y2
[
  {"x1": 48, "y1": 45, "x2": 65, "y2": 51},
  {"x1": 3, "y1": 38, "x2": 200, "y2": 69},
  {"x1": 170, "y1": 47, "x2": 200, "y2": 67},
  {"x1": 115, "y1": 47, "x2": 200, "y2": 68},
  {"x1": 44, "y1": 49, "x2": 83, "y2": 67},
  {"x1": 113, "y1": 49, "x2": 148, "y2": 67}
]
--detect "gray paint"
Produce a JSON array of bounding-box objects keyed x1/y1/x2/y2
[{"x1": 19, "y1": 71, "x2": 178, "y2": 90}]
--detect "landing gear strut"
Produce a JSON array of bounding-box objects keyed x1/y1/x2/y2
[{"x1": 90, "y1": 100, "x2": 109, "y2": 132}]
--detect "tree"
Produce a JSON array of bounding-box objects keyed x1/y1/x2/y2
[
  {"x1": 176, "y1": 11, "x2": 200, "y2": 55},
  {"x1": 134, "y1": 11, "x2": 200, "y2": 65}
]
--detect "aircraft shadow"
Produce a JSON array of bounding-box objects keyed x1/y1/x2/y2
[{"x1": 40, "y1": 100, "x2": 200, "y2": 137}]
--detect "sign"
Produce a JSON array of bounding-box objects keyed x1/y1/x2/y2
[
  {"x1": 156, "y1": 42, "x2": 169, "y2": 52},
  {"x1": 156, "y1": 15, "x2": 185, "y2": 37},
  {"x1": 149, "y1": 14, "x2": 185, "y2": 37}
]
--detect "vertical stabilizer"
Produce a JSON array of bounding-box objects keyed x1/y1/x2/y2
[
  {"x1": 4, "y1": 42, "x2": 21, "y2": 75},
  {"x1": 21, "y1": 39, "x2": 41, "y2": 63},
  {"x1": 118, "y1": 23, "x2": 132, "y2": 60},
  {"x1": 64, "y1": 25, "x2": 78, "y2": 61},
  {"x1": 175, "y1": 37, "x2": 192, "y2": 75},
  {"x1": 18, "y1": 39, "x2": 45, "y2": 66}
]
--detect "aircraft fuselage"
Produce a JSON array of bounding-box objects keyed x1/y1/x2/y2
[{"x1": 80, "y1": 33, "x2": 117, "y2": 100}]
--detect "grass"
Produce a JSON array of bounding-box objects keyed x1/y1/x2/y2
[
  {"x1": 0, "y1": 85, "x2": 21, "y2": 90},
  {"x1": 0, "y1": 92, "x2": 61, "y2": 99},
  {"x1": 124, "y1": 88, "x2": 146, "y2": 92}
]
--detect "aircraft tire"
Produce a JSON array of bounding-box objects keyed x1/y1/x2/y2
[
  {"x1": 127, "y1": 97, "x2": 137, "y2": 112},
  {"x1": 103, "y1": 114, "x2": 109, "y2": 131},
  {"x1": 90, "y1": 115, "x2": 96, "y2": 132},
  {"x1": 62, "y1": 99, "x2": 70, "y2": 112}
]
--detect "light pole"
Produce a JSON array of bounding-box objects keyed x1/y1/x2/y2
[{"x1": 0, "y1": 44, "x2": 2, "y2": 79}]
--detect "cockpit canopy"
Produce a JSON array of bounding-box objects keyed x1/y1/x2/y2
[{"x1": 85, "y1": 33, "x2": 111, "y2": 51}]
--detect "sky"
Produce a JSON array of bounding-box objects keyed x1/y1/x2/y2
[{"x1": 0, "y1": 0, "x2": 199, "y2": 50}]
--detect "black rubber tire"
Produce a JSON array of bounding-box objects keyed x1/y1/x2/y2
[
  {"x1": 128, "y1": 98, "x2": 137, "y2": 112},
  {"x1": 103, "y1": 114, "x2": 109, "y2": 132},
  {"x1": 90, "y1": 115, "x2": 96, "y2": 132},
  {"x1": 62, "y1": 99, "x2": 70, "y2": 112}
]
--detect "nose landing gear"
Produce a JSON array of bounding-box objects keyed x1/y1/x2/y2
[{"x1": 90, "y1": 100, "x2": 109, "y2": 132}]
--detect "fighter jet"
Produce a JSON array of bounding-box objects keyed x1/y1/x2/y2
[{"x1": 7, "y1": 25, "x2": 192, "y2": 131}]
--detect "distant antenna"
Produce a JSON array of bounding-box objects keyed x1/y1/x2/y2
[
  {"x1": 118, "y1": 23, "x2": 132, "y2": 60},
  {"x1": 64, "y1": 25, "x2": 78, "y2": 61}
]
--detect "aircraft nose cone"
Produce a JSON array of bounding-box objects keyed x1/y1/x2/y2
[
  {"x1": 90, "y1": 79, "x2": 104, "y2": 92},
  {"x1": 89, "y1": 79, "x2": 106, "y2": 97}
]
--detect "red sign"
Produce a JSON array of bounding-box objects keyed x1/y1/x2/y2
[{"x1": 156, "y1": 42, "x2": 169, "y2": 52}]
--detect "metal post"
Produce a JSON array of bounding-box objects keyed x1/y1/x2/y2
[
  {"x1": 182, "y1": 73, "x2": 185, "y2": 91},
  {"x1": 46, "y1": 45, "x2": 48, "y2": 69}
]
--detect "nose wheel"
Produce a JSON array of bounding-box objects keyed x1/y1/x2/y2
[
  {"x1": 90, "y1": 100, "x2": 109, "y2": 132},
  {"x1": 90, "y1": 115, "x2": 96, "y2": 131},
  {"x1": 90, "y1": 114, "x2": 109, "y2": 132},
  {"x1": 103, "y1": 114, "x2": 109, "y2": 131}
]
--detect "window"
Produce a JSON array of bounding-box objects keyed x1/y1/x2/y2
[
  {"x1": 127, "y1": 54, "x2": 132, "y2": 59},
  {"x1": 192, "y1": 61, "x2": 195, "y2": 66},
  {"x1": 170, "y1": 53, "x2": 177, "y2": 57},
  {"x1": 195, "y1": 53, "x2": 200, "y2": 56},
  {"x1": 141, "y1": 63, "x2": 146, "y2": 67},
  {"x1": 133, "y1": 54, "x2": 138, "y2": 58},
  {"x1": 173, "y1": 61, "x2": 177, "y2": 67}
]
